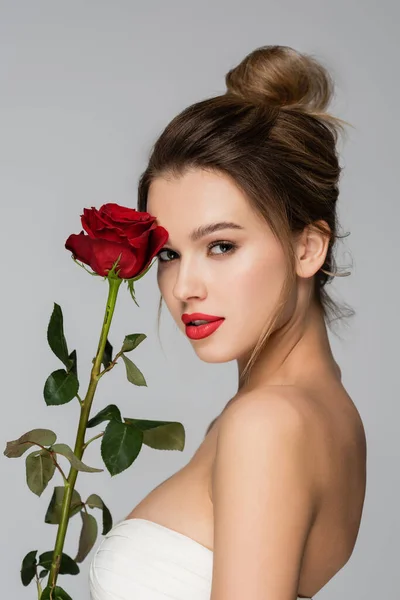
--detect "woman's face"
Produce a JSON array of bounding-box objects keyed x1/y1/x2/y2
[{"x1": 147, "y1": 168, "x2": 289, "y2": 364}]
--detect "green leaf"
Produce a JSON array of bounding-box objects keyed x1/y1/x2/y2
[
  {"x1": 38, "y1": 551, "x2": 79, "y2": 575},
  {"x1": 67, "y1": 349, "x2": 78, "y2": 378},
  {"x1": 51, "y1": 443, "x2": 103, "y2": 473},
  {"x1": 86, "y1": 404, "x2": 122, "y2": 429},
  {"x1": 41, "y1": 585, "x2": 73, "y2": 600},
  {"x1": 26, "y1": 449, "x2": 56, "y2": 496},
  {"x1": 45, "y1": 486, "x2": 82, "y2": 524},
  {"x1": 121, "y1": 333, "x2": 147, "y2": 353},
  {"x1": 74, "y1": 511, "x2": 98, "y2": 563},
  {"x1": 44, "y1": 369, "x2": 79, "y2": 406},
  {"x1": 101, "y1": 420, "x2": 143, "y2": 476},
  {"x1": 86, "y1": 493, "x2": 113, "y2": 535},
  {"x1": 101, "y1": 338, "x2": 113, "y2": 370},
  {"x1": 124, "y1": 418, "x2": 186, "y2": 451},
  {"x1": 39, "y1": 569, "x2": 48, "y2": 578},
  {"x1": 121, "y1": 353, "x2": 147, "y2": 386},
  {"x1": 4, "y1": 429, "x2": 57, "y2": 458},
  {"x1": 126, "y1": 278, "x2": 139, "y2": 307},
  {"x1": 47, "y1": 303, "x2": 73, "y2": 370},
  {"x1": 21, "y1": 550, "x2": 37, "y2": 586}
]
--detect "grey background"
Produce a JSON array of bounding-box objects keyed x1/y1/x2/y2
[{"x1": 1, "y1": 1, "x2": 398, "y2": 598}]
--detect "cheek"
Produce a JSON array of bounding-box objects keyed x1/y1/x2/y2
[
  {"x1": 236, "y1": 242, "x2": 286, "y2": 291},
  {"x1": 230, "y1": 248, "x2": 287, "y2": 332}
]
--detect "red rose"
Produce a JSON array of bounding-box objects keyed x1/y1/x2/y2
[{"x1": 65, "y1": 203, "x2": 168, "y2": 279}]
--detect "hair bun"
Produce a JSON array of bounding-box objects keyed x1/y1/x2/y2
[{"x1": 225, "y1": 45, "x2": 335, "y2": 114}]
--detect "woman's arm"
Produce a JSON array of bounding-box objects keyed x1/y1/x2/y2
[{"x1": 210, "y1": 390, "x2": 319, "y2": 600}]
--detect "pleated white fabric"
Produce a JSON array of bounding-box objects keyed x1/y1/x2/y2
[{"x1": 89, "y1": 518, "x2": 312, "y2": 600}]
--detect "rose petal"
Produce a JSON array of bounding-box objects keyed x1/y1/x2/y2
[
  {"x1": 147, "y1": 226, "x2": 169, "y2": 259},
  {"x1": 89, "y1": 239, "x2": 144, "y2": 278},
  {"x1": 126, "y1": 222, "x2": 159, "y2": 247},
  {"x1": 99, "y1": 203, "x2": 154, "y2": 224},
  {"x1": 81, "y1": 208, "x2": 119, "y2": 237},
  {"x1": 65, "y1": 232, "x2": 94, "y2": 266}
]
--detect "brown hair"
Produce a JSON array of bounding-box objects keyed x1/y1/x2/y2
[{"x1": 137, "y1": 45, "x2": 354, "y2": 388}]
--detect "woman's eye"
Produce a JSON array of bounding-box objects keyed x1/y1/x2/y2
[
  {"x1": 157, "y1": 249, "x2": 177, "y2": 263},
  {"x1": 156, "y1": 241, "x2": 237, "y2": 263},
  {"x1": 208, "y1": 241, "x2": 237, "y2": 256}
]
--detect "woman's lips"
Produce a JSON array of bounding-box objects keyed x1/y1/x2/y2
[
  {"x1": 184, "y1": 318, "x2": 225, "y2": 340},
  {"x1": 181, "y1": 313, "x2": 224, "y2": 325}
]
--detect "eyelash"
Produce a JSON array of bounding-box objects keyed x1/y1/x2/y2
[{"x1": 156, "y1": 240, "x2": 238, "y2": 263}]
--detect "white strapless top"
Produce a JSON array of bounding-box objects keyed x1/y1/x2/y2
[{"x1": 89, "y1": 518, "x2": 312, "y2": 599}]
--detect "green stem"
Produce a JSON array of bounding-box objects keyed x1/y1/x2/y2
[
  {"x1": 49, "y1": 453, "x2": 69, "y2": 485},
  {"x1": 36, "y1": 572, "x2": 42, "y2": 598},
  {"x1": 82, "y1": 432, "x2": 104, "y2": 451},
  {"x1": 47, "y1": 276, "x2": 123, "y2": 591},
  {"x1": 97, "y1": 350, "x2": 123, "y2": 379}
]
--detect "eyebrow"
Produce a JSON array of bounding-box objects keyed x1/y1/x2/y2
[{"x1": 188, "y1": 221, "x2": 244, "y2": 242}]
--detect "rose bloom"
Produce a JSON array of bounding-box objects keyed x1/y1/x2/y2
[{"x1": 65, "y1": 203, "x2": 168, "y2": 279}]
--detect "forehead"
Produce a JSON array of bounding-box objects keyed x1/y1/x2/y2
[{"x1": 147, "y1": 168, "x2": 253, "y2": 226}]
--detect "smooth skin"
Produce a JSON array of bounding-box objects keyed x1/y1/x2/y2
[{"x1": 147, "y1": 167, "x2": 366, "y2": 600}]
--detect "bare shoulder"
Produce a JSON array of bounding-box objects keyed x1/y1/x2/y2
[
  {"x1": 211, "y1": 385, "x2": 321, "y2": 502},
  {"x1": 217, "y1": 384, "x2": 316, "y2": 436},
  {"x1": 210, "y1": 381, "x2": 365, "y2": 508}
]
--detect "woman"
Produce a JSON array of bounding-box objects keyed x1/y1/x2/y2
[{"x1": 89, "y1": 45, "x2": 367, "y2": 600}]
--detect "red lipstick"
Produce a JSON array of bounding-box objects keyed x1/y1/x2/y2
[{"x1": 181, "y1": 313, "x2": 225, "y2": 340}]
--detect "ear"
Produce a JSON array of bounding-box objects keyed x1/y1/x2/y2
[{"x1": 294, "y1": 220, "x2": 330, "y2": 279}]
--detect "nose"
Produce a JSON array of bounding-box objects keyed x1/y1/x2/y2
[{"x1": 172, "y1": 258, "x2": 207, "y2": 303}]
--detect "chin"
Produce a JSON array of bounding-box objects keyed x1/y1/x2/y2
[{"x1": 191, "y1": 345, "x2": 239, "y2": 364}]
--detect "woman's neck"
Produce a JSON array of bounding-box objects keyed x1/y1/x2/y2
[{"x1": 237, "y1": 299, "x2": 340, "y2": 394}]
